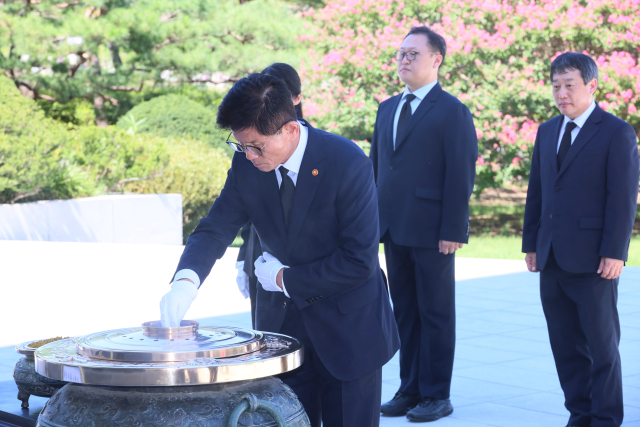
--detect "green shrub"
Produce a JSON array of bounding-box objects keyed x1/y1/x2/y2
[
  {"x1": 0, "y1": 75, "x2": 83, "y2": 202},
  {"x1": 37, "y1": 98, "x2": 96, "y2": 127},
  {"x1": 68, "y1": 127, "x2": 170, "y2": 193},
  {"x1": 123, "y1": 137, "x2": 231, "y2": 242},
  {"x1": 115, "y1": 94, "x2": 231, "y2": 157},
  {"x1": 2, "y1": 74, "x2": 228, "y2": 239},
  {"x1": 0, "y1": 75, "x2": 169, "y2": 203}
]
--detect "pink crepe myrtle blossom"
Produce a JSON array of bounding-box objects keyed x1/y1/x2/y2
[{"x1": 302, "y1": 0, "x2": 640, "y2": 193}]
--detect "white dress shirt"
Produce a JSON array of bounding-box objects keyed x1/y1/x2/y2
[
  {"x1": 176, "y1": 121, "x2": 309, "y2": 295},
  {"x1": 557, "y1": 101, "x2": 596, "y2": 153},
  {"x1": 393, "y1": 80, "x2": 439, "y2": 148},
  {"x1": 275, "y1": 120, "x2": 308, "y2": 186}
]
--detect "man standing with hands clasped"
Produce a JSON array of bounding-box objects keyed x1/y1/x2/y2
[
  {"x1": 523, "y1": 52, "x2": 639, "y2": 427},
  {"x1": 370, "y1": 26, "x2": 478, "y2": 422},
  {"x1": 158, "y1": 73, "x2": 399, "y2": 427}
]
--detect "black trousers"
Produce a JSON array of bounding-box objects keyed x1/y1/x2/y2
[
  {"x1": 277, "y1": 303, "x2": 382, "y2": 427},
  {"x1": 541, "y1": 248, "x2": 623, "y2": 427},
  {"x1": 383, "y1": 233, "x2": 456, "y2": 399}
]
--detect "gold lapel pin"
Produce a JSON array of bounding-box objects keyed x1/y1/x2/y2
[{"x1": 312, "y1": 169, "x2": 319, "y2": 176}]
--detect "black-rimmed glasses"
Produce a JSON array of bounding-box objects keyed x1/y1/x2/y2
[
  {"x1": 226, "y1": 132, "x2": 274, "y2": 156},
  {"x1": 393, "y1": 50, "x2": 440, "y2": 61},
  {"x1": 226, "y1": 121, "x2": 293, "y2": 156}
]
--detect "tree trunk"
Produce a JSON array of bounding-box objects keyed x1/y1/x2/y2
[
  {"x1": 90, "y1": 54, "x2": 108, "y2": 127},
  {"x1": 17, "y1": 83, "x2": 36, "y2": 99},
  {"x1": 93, "y1": 94, "x2": 108, "y2": 127},
  {"x1": 108, "y1": 42, "x2": 122, "y2": 69}
]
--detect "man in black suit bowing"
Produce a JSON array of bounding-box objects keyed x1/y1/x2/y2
[
  {"x1": 160, "y1": 73, "x2": 399, "y2": 427},
  {"x1": 370, "y1": 26, "x2": 478, "y2": 422},
  {"x1": 523, "y1": 52, "x2": 639, "y2": 427}
]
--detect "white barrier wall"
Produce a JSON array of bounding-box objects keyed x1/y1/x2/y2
[{"x1": 0, "y1": 194, "x2": 182, "y2": 245}]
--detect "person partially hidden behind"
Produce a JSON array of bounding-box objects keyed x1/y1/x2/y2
[
  {"x1": 159, "y1": 73, "x2": 399, "y2": 427},
  {"x1": 235, "y1": 63, "x2": 304, "y2": 328},
  {"x1": 523, "y1": 52, "x2": 639, "y2": 427}
]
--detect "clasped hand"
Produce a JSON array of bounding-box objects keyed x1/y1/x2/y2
[
  {"x1": 439, "y1": 240, "x2": 464, "y2": 255},
  {"x1": 525, "y1": 252, "x2": 624, "y2": 279}
]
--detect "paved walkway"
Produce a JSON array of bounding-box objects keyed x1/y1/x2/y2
[
  {"x1": 197, "y1": 267, "x2": 640, "y2": 427},
  {"x1": 0, "y1": 241, "x2": 638, "y2": 426}
]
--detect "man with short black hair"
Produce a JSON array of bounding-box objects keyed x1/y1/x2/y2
[
  {"x1": 159, "y1": 73, "x2": 400, "y2": 427},
  {"x1": 370, "y1": 26, "x2": 478, "y2": 422},
  {"x1": 523, "y1": 52, "x2": 639, "y2": 427}
]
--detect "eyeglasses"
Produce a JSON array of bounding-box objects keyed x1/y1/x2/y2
[
  {"x1": 393, "y1": 50, "x2": 440, "y2": 61},
  {"x1": 226, "y1": 121, "x2": 293, "y2": 156}
]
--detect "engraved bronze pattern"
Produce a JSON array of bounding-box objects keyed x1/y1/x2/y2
[{"x1": 37, "y1": 378, "x2": 311, "y2": 427}]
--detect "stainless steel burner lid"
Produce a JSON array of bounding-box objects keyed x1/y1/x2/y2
[
  {"x1": 35, "y1": 321, "x2": 303, "y2": 387},
  {"x1": 76, "y1": 320, "x2": 265, "y2": 362}
]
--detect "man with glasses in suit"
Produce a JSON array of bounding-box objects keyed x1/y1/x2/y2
[
  {"x1": 370, "y1": 26, "x2": 478, "y2": 422},
  {"x1": 159, "y1": 73, "x2": 400, "y2": 427}
]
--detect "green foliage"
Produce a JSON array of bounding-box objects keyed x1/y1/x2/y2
[
  {"x1": 0, "y1": 0, "x2": 306, "y2": 125},
  {"x1": 37, "y1": 98, "x2": 96, "y2": 126},
  {"x1": 115, "y1": 94, "x2": 230, "y2": 156},
  {"x1": 68, "y1": 126, "x2": 170, "y2": 192},
  {"x1": 122, "y1": 137, "x2": 231, "y2": 242},
  {"x1": 0, "y1": 74, "x2": 169, "y2": 203},
  {"x1": 0, "y1": 75, "x2": 77, "y2": 202},
  {"x1": 97, "y1": 83, "x2": 225, "y2": 127}
]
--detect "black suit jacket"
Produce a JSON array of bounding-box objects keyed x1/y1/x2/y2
[
  {"x1": 174, "y1": 121, "x2": 400, "y2": 381},
  {"x1": 370, "y1": 83, "x2": 478, "y2": 248},
  {"x1": 523, "y1": 105, "x2": 639, "y2": 272}
]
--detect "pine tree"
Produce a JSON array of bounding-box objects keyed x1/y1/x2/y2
[{"x1": 0, "y1": 0, "x2": 305, "y2": 125}]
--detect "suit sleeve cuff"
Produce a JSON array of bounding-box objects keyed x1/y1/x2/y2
[
  {"x1": 174, "y1": 269, "x2": 201, "y2": 288},
  {"x1": 281, "y1": 267, "x2": 290, "y2": 298}
]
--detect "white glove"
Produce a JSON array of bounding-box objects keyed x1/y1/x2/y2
[
  {"x1": 254, "y1": 252, "x2": 289, "y2": 296},
  {"x1": 235, "y1": 261, "x2": 250, "y2": 299},
  {"x1": 160, "y1": 281, "x2": 198, "y2": 327}
]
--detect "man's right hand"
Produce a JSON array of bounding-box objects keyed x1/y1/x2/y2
[
  {"x1": 525, "y1": 252, "x2": 539, "y2": 273},
  {"x1": 160, "y1": 280, "x2": 198, "y2": 327}
]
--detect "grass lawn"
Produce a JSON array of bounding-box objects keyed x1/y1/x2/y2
[{"x1": 377, "y1": 235, "x2": 640, "y2": 267}]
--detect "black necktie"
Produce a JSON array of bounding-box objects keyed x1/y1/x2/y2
[
  {"x1": 395, "y1": 94, "x2": 416, "y2": 148},
  {"x1": 557, "y1": 121, "x2": 577, "y2": 169},
  {"x1": 279, "y1": 166, "x2": 295, "y2": 229}
]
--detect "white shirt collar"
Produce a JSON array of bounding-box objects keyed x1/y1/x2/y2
[
  {"x1": 402, "y1": 80, "x2": 438, "y2": 102},
  {"x1": 563, "y1": 100, "x2": 596, "y2": 129},
  {"x1": 279, "y1": 120, "x2": 308, "y2": 175}
]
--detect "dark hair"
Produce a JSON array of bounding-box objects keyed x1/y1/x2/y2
[
  {"x1": 216, "y1": 73, "x2": 297, "y2": 136},
  {"x1": 405, "y1": 26, "x2": 447, "y2": 66},
  {"x1": 550, "y1": 52, "x2": 598, "y2": 84},
  {"x1": 261, "y1": 63, "x2": 303, "y2": 118}
]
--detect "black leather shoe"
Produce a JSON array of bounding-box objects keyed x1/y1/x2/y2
[
  {"x1": 406, "y1": 398, "x2": 454, "y2": 422},
  {"x1": 380, "y1": 391, "x2": 422, "y2": 416}
]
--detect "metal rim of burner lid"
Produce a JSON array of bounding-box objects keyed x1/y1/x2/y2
[
  {"x1": 34, "y1": 332, "x2": 303, "y2": 386},
  {"x1": 75, "y1": 321, "x2": 266, "y2": 362}
]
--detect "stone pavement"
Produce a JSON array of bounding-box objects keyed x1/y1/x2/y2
[
  {"x1": 0, "y1": 240, "x2": 638, "y2": 426},
  {"x1": 373, "y1": 266, "x2": 640, "y2": 427},
  {"x1": 197, "y1": 266, "x2": 640, "y2": 427}
]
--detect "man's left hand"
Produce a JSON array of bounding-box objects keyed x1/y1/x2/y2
[
  {"x1": 597, "y1": 257, "x2": 624, "y2": 279},
  {"x1": 254, "y1": 252, "x2": 286, "y2": 292},
  {"x1": 439, "y1": 240, "x2": 464, "y2": 255}
]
